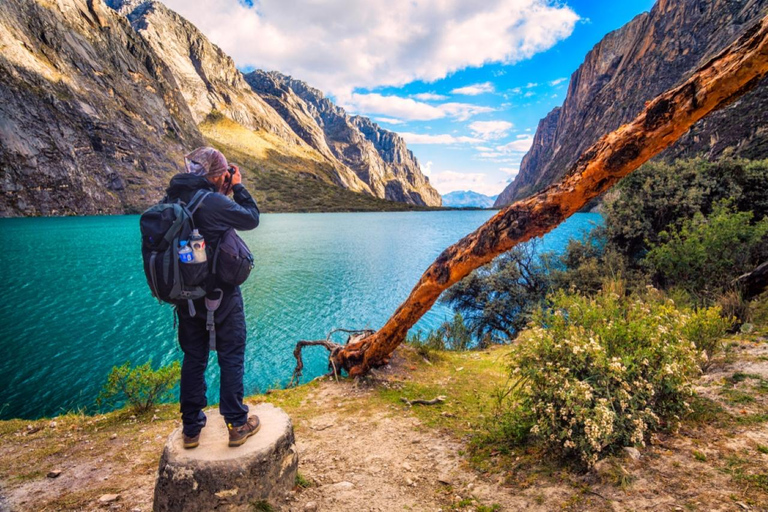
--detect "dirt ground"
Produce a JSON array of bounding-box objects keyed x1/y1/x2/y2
[{"x1": 1, "y1": 340, "x2": 767, "y2": 511}]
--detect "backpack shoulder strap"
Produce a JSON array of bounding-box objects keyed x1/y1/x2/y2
[{"x1": 188, "y1": 190, "x2": 212, "y2": 215}]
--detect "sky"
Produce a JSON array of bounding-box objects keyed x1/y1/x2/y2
[{"x1": 160, "y1": 0, "x2": 657, "y2": 197}]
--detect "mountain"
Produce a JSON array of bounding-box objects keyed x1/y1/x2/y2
[
  {"x1": 246, "y1": 71, "x2": 442, "y2": 206},
  {"x1": 0, "y1": 0, "x2": 202, "y2": 216},
  {"x1": 442, "y1": 191, "x2": 498, "y2": 209},
  {"x1": 495, "y1": 0, "x2": 768, "y2": 207},
  {"x1": 0, "y1": 0, "x2": 439, "y2": 217}
]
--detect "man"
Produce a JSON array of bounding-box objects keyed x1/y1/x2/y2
[{"x1": 165, "y1": 146, "x2": 260, "y2": 449}]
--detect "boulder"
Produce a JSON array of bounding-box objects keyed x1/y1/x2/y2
[{"x1": 153, "y1": 403, "x2": 298, "y2": 511}]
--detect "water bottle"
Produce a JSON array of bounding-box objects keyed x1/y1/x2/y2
[
  {"x1": 179, "y1": 240, "x2": 194, "y2": 263},
  {"x1": 189, "y1": 229, "x2": 207, "y2": 263}
]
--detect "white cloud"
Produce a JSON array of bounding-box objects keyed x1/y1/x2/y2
[
  {"x1": 499, "y1": 166, "x2": 520, "y2": 178},
  {"x1": 340, "y1": 93, "x2": 494, "y2": 121},
  {"x1": 468, "y1": 120, "x2": 514, "y2": 140},
  {"x1": 549, "y1": 77, "x2": 567, "y2": 86},
  {"x1": 430, "y1": 170, "x2": 509, "y2": 196},
  {"x1": 374, "y1": 117, "x2": 405, "y2": 125},
  {"x1": 399, "y1": 132, "x2": 484, "y2": 145},
  {"x1": 412, "y1": 92, "x2": 448, "y2": 101},
  {"x1": 497, "y1": 136, "x2": 535, "y2": 153},
  {"x1": 421, "y1": 160, "x2": 433, "y2": 176},
  {"x1": 439, "y1": 102, "x2": 496, "y2": 121},
  {"x1": 525, "y1": 82, "x2": 539, "y2": 88},
  {"x1": 451, "y1": 82, "x2": 495, "y2": 96},
  {"x1": 524, "y1": 91, "x2": 535, "y2": 98},
  {"x1": 160, "y1": 0, "x2": 579, "y2": 95}
]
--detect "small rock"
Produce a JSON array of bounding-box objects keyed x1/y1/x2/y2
[
  {"x1": 49, "y1": 421, "x2": 57, "y2": 429},
  {"x1": 98, "y1": 494, "x2": 119, "y2": 504},
  {"x1": 437, "y1": 475, "x2": 452, "y2": 485},
  {"x1": 624, "y1": 447, "x2": 641, "y2": 460},
  {"x1": 330, "y1": 481, "x2": 354, "y2": 491},
  {"x1": 110, "y1": 433, "x2": 117, "y2": 440},
  {"x1": 47, "y1": 470, "x2": 62, "y2": 478},
  {"x1": 402, "y1": 462, "x2": 413, "y2": 471},
  {"x1": 304, "y1": 502, "x2": 318, "y2": 512},
  {"x1": 737, "y1": 502, "x2": 750, "y2": 511},
  {"x1": 151, "y1": 415, "x2": 160, "y2": 422},
  {"x1": 215, "y1": 488, "x2": 238, "y2": 499},
  {"x1": 406, "y1": 478, "x2": 414, "y2": 486}
]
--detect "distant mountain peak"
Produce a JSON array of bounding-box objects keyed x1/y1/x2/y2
[{"x1": 442, "y1": 190, "x2": 498, "y2": 209}]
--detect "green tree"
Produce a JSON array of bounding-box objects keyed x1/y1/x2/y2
[
  {"x1": 98, "y1": 360, "x2": 181, "y2": 414},
  {"x1": 441, "y1": 242, "x2": 550, "y2": 341}
]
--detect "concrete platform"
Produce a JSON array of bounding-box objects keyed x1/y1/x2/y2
[{"x1": 153, "y1": 403, "x2": 298, "y2": 511}]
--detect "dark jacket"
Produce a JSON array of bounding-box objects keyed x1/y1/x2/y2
[{"x1": 165, "y1": 173, "x2": 260, "y2": 318}]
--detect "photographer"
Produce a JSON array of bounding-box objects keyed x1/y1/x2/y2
[{"x1": 164, "y1": 146, "x2": 260, "y2": 449}]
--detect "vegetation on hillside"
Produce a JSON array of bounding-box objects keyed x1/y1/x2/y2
[{"x1": 201, "y1": 115, "x2": 442, "y2": 213}]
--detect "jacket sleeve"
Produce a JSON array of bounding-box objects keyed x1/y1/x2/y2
[{"x1": 206, "y1": 184, "x2": 260, "y2": 231}]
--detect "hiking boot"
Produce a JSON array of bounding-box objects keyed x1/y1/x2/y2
[
  {"x1": 182, "y1": 432, "x2": 200, "y2": 449},
  {"x1": 228, "y1": 415, "x2": 261, "y2": 447}
]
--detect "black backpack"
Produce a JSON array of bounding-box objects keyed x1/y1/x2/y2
[{"x1": 140, "y1": 190, "x2": 211, "y2": 304}]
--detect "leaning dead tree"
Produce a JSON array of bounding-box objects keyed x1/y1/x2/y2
[{"x1": 292, "y1": 14, "x2": 768, "y2": 381}]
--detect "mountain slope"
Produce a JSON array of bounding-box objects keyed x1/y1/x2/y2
[
  {"x1": 107, "y1": 0, "x2": 371, "y2": 195},
  {"x1": 495, "y1": 0, "x2": 768, "y2": 207},
  {"x1": 246, "y1": 70, "x2": 442, "y2": 207},
  {"x1": 442, "y1": 191, "x2": 498, "y2": 208},
  {"x1": 0, "y1": 0, "x2": 203, "y2": 216}
]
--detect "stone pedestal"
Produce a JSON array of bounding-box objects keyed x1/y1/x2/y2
[{"x1": 153, "y1": 403, "x2": 298, "y2": 511}]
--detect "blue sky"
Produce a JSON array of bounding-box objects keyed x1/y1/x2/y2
[{"x1": 161, "y1": 0, "x2": 657, "y2": 196}]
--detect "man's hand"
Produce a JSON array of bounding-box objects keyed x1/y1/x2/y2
[{"x1": 230, "y1": 164, "x2": 242, "y2": 188}]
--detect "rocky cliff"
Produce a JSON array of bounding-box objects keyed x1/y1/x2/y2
[
  {"x1": 0, "y1": 0, "x2": 202, "y2": 216},
  {"x1": 247, "y1": 71, "x2": 442, "y2": 206},
  {"x1": 495, "y1": 0, "x2": 768, "y2": 207}
]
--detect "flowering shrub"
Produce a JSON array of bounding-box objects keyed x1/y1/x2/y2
[{"x1": 509, "y1": 287, "x2": 717, "y2": 467}]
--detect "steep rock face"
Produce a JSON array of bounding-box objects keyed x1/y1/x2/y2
[
  {"x1": 242, "y1": 71, "x2": 368, "y2": 192},
  {"x1": 107, "y1": 0, "x2": 301, "y2": 143},
  {"x1": 495, "y1": 0, "x2": 768, "y2": 207},
  {"x1": 0, "y1": 0, "x2": 202, "y2": 216},
  {"x1": 351, "y1": 116, "x2": 442, "y2": 206},
  {"x1": 249, "y1": 71, "x2": 441, "y2": 206}
]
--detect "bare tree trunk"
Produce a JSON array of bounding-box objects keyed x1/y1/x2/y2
[{"x1": 292, "y1": 15, "x2": 768, "y2": 380}]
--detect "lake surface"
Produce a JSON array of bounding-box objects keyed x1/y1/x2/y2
[{"x1": 0, "y1": 211, "x2": 601, "y2": 420}]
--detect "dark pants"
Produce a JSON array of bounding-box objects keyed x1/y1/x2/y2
[{"x1": 177, "y1": 294, "x2": 249, "y2": 436}]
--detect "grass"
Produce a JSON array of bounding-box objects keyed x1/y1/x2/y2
[
  {"x1": 295, "y1": 472, "x2": 314, "y2": 489},
  {"x1": 693, "y1": 450, "x2": 707, "y2": 462},
  {"x1": 373, "y1": 347, "x2": 510, "y2": 439}
]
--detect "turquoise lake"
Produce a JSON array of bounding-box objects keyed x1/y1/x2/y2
[{"x1": 0, "y1": 211, "x2": 601, "y2": 420}]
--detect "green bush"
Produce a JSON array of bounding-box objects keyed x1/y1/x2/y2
[
  {"x1": 604, "y1": 157, "x2": 768, "y2": 259},
  {"x1": 545, "y1": 227, "x2": 648, "y2": 296},
  {"x1": 645, "y1": 203, "x2": 768, "y2": 301},
  {"x1": 97, "y1": 360, "x2": 181, "y2": 414},
  {"x1": 407, "y1": 312, "x2": 474, "y2": 358},
  {"x1": 506, "y1": 287, "x2": 716, "y2": 468},
  {"x1": 682, "y1": 305, "x2": 733, "y2": 370}
]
